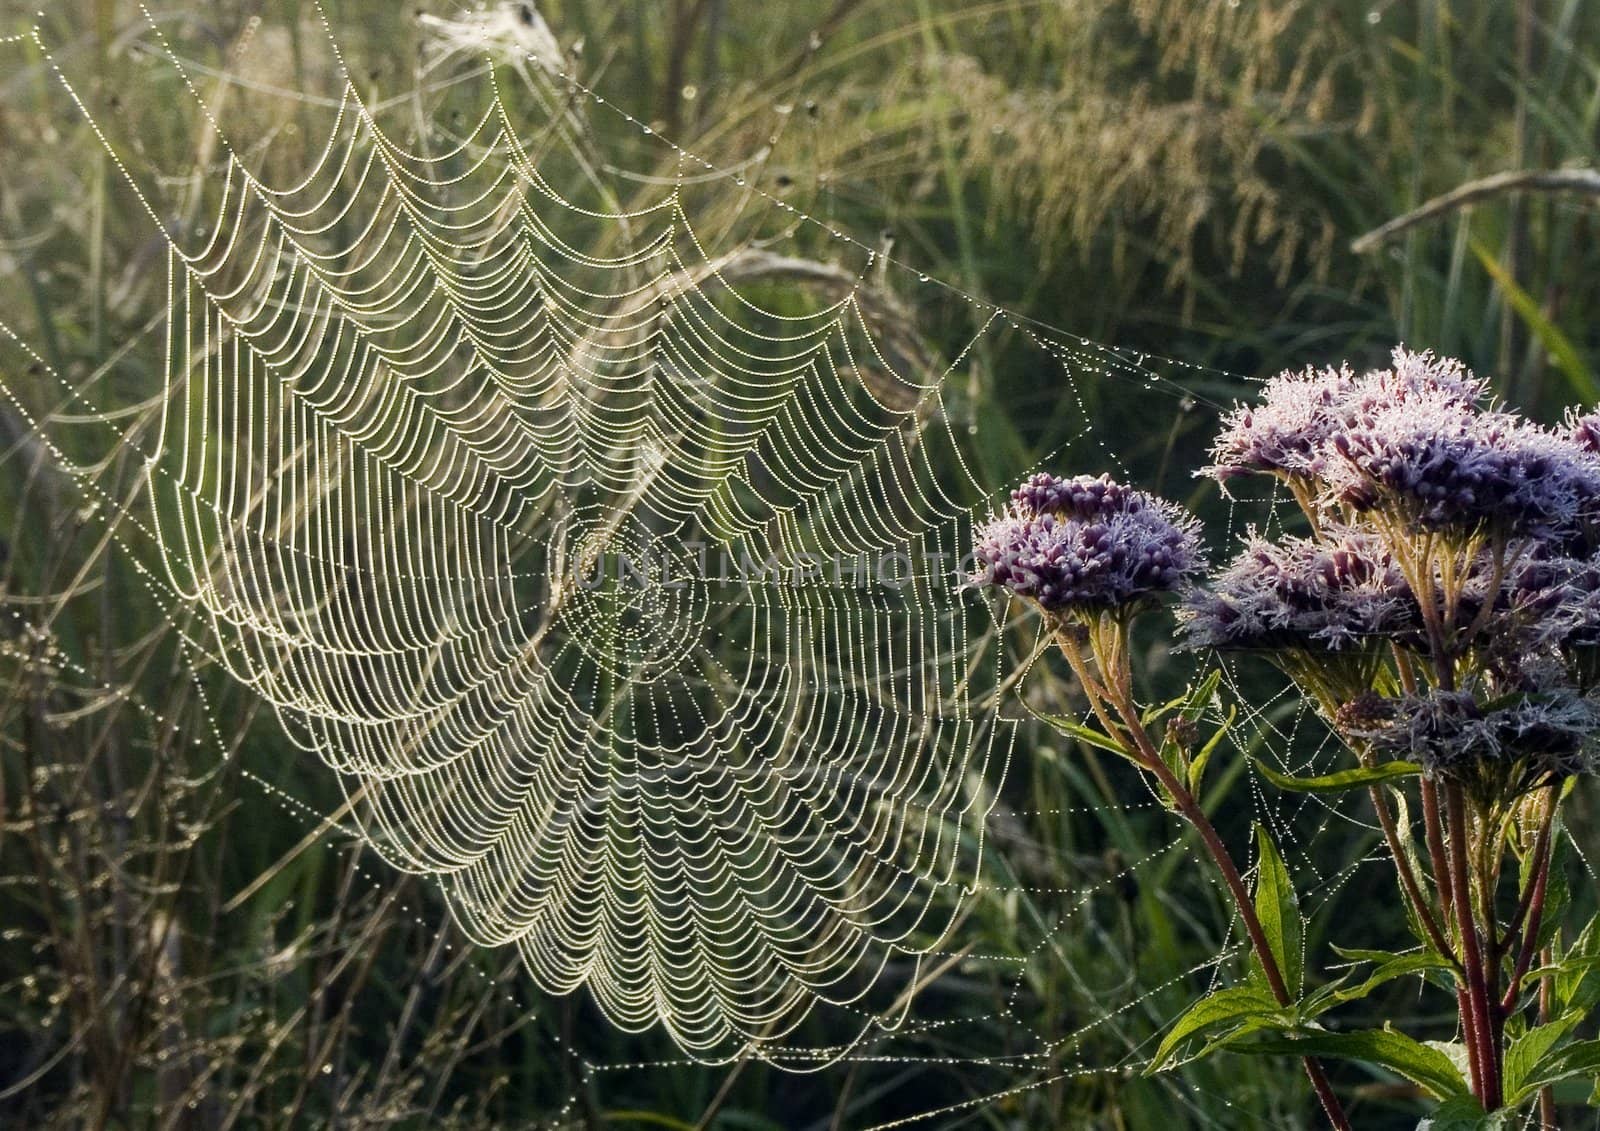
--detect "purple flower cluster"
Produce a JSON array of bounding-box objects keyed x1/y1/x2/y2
[
  {"x1": 1326, "y1": 401, "x2": 1600, "y2": 535},
  {"x1": 1185, "y1": 535, "x2": 1588, "y2": 656},
  {"x1": 1183, "y1": 347, "x2": 1600, "y2": 795},
  {"x1": 1205, "y1": 350, "x2": 1486, "y2": 485},
  {"x1": 1509, "y1": 551, "x2": 1600, "y2": 651},
  {"x1": 1359, "y1": 688, "x2": 1596, "y2": 798},
  {"x1": 995, "y1": 347, "x2": 1600, "y2": 798},
  {"x1": 1180, "y1": 528, "x2": 1415, "y2": 651},
  {"x1": 1205, "y1": 363, "x2": 1356, "y2": 482},
  {"x1": 1010, "y1": 472, "x2": 1139, "y2": 519},
  {"x1": 972, "y1": 473, "x2": 1202, "y2": 612},
  {"x1": 1345, "y1": 347, "x2": 1486, "y2": 413},
  {"x1": 1208, "y1": 347, "x2": 1600, "y2": 538}
]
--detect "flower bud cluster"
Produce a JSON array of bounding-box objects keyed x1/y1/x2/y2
[
  {"x1": 1357, "y1": 688, "x2": 1597, "y2": 798},
  {"x1": 1508, "y1": 551, "x2": 1600, "y2": 652},
  {"x1": 1205, "y1": 350, "x2": 1486, "y2": 485},
  {"x1": 971, "y1": 474, "x2": 1202, "y2": 613},
  {"x1": 1188, "y1": 347, "x2": 1600, "y2": 799},
  {"x1": 1567, "y1": 407, "x2": 1600, "y2": 455},
  {"x1": 1180, "y1": 528, "x2": 1414, "y2": 651},
  {"x1": 1209, "y1": 347, "x2": 1600, "y2": 539},
  {"x1": 1325, "y1": 402, "x2": 1598, "y2": 535}
]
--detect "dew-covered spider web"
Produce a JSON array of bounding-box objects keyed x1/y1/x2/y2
[{"x1": 6, "y1": 3, "x2": 1584, "y2": 1125}]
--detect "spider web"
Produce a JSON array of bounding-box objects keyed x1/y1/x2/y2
[
  {"x1": 0, "y1": 3, "x2": 1523, "y2": 1123},
  {"x1": 7, "y1": 4, "x2": 1025, "y2": 1059}
]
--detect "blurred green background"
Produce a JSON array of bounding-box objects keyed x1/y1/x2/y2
[{"x1": 2, "y1": 1, "x2": 1599, "y2": 1127}]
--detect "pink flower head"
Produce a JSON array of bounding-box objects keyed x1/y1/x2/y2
[
  {"x1": 1355, "y1": 348, "x2": 1487, "y2": 410},
  {"x1": 1565, "y1": 406, "x2": 1600, "y2": 454},
  {"x1": 1205, "y1": 363, "x2": 1356, "y2": 482}
]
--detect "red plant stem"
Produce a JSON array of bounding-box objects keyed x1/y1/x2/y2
[
  {"x1": 1382, "y1": 648, "x2": 1457, "y2": 961},
  {"x1": 1456, "y1": 985, "x2": 1487, "y2": 1102},
  {"x1": 1295, "y1": 1053, "x2": 1351, "y2": 1131},
  {"x1": 1062, "y1": 636, "x2": 1352, "y2": 1131},
  {"x1": 1409, "y1": 603, "x2": 1501, "y2": 1107},
  {"x1": 1502, "y1": 803, "x2": 1554, "y2": 958},
  {"x1": 1113, "y1": 693, "x2": 1292, "y2": 1006},
  {"x1": 1420, "y1": 775, "x2": 1489, "y2": 1097},
  {"x1": 1477, "y1": 826, "x2": 1505, "y2": 1060},
  {"x1": 1366, "y1": 783, "x2": 1459, "y2": 968},
  {"x1": 1420, "y1": 780, "x2": 1456, "y2": 931},
  {"x1": 1501, "y1": 822, "x2": 1553, "y2": 1015},
  {"x1": 1115, "y1": 704, "x2": 1351, "y2": 1129},
  {"x1": 1378, "y1": 648, "x2": 1459, "y2": 964},
  {"x1": 1446, "y1": 784, "x2": 1502, "y2": 1110},
  {"x1": 1538, "y1": 943, "x2": 1557, "y2": 1129}
]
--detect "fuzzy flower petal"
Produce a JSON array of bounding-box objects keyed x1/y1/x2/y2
[
  {"x1": 1205, "y1": 363, "x2": 1357, "y2": 482},
  {"x1": 1566, "y1": 406, "x2": 1600, "y2": 455},
  {"x1": 1511, "y1": 551, "x2": 1600, "y2": 649}
]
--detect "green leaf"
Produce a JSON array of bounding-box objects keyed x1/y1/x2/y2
[
  {"x1": 1156, "y1": 732, "x2": 1188, "y2": 782},
  {"x1": 1251, "y1": 757, "x2": 1423, "y2": 795},
  {"x1": 1387, "y1": 789, "x2": 1439, "y2": 953},
  {"x1": 1253, "y1": 824, "x2": 1302, "y2": 997},
  {"x1": 1507, "y1": 819, "x2": 1571, "y2": 970},
  {"x1": 1029, "y1": 710, "x2": 1138, "y2": 763},
  {"x1": 1504, "y1": 1014, "x2": 1582, "y2": 1104},
  {"x1": 1181, "y1": 669, "x2": 1222, "y2": 721},
  {"x1": 1555, "y1": 912, "x2": 1600, "y2": 1016},
  {"x1": 1416, "y1": 1094, "x2": 1513, "y2": 1130},
  {"x1": 1427, "y1": 1041, "x2": 1473, "y2": 1091},
  {"x1": 1187, "y1": 705, "x2": 1234, "y2": 798},
  {"x1": 1238, "y1": 1029, "x2": 1469, "y2": 1100},
  {"x1": 1147, "y1": 985, "x2": 1284, "y2": 1071},
  {"x1": 1140, "y1": 692, "x2": 1188, "y2": 728},
  {"x1": 1508, "y1": 1038, "x2": 1600, "y2": 1105},
  {"x1": 1305, "y1": 949, "x2": 1454, "y2": 1016},
  {"x1": 1155, "y1": 671, "x2": 1222, "y2": 780},
  {"x1": 1144, "y1": 669, "x2": 1221, "y2": 726},
  {"x1": 1329, "y1": 945, "x2": 1407, "y2": 965}
]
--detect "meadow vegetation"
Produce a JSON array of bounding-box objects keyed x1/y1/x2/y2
[{"x1": 2, "y1": 1, "x2": 1599, "y2": 1127}]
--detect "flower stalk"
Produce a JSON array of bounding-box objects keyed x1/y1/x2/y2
[
  {"x1": 1445, "y1": 783, "x2": 1500, "y2": 1107},
  {"x1": 974, "y1": 349, "x2": 1600, "y2": 1124},
  {"x1": 1052, "y1": 621, "x2": 1353, "y2": 1131}
]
